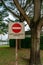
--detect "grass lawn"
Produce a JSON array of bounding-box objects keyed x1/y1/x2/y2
[{"x1": 0, "y1": 47, "x2": 43, "y2": 65}]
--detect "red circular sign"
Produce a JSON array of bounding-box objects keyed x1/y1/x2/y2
[{"x1": 12, "y1": 23, "x2": 22, "y2": 33}]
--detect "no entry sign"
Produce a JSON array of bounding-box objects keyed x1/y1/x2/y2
[
  {"x1": 12, "y1": 23, "x2": 22, "y2": 33},
  {"x1": 8, "y1": 22, "x2": 25, "y2": 39}
]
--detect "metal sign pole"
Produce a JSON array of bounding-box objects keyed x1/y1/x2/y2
[{"x1": 16, "y1": 39, "x2": 18, "y2": 65}]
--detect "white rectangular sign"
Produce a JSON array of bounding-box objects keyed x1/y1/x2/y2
[{"x1": 8, "y1": 22, "x2": 25, "y2": 39}]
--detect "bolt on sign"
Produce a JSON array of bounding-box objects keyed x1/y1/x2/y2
[{"x1": 8, "y1": 22, "x2": 25, "y2": 39}]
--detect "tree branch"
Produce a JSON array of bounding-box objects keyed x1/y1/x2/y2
[
  {"x1": 13, "y1": 0, "x2": 30, "y2": 25},
  {"x1": 1, "y1": 0, "x2": 21, "y2": 19}
]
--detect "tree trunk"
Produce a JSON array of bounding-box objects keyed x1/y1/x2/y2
[{"x1": 29, "y1": 26, "x2": 42, "y2": 65}]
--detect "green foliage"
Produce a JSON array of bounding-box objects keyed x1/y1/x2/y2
[
  {"x1": 9, "y1": 39, "x2": 16, "y2": 47},
  {"x1": 9, "y1": 37, "x2": 31, "y2": 48},
  {"x1": 0, "y1": 22, "x2": 8, "y2": 34},
  {"x1": 9, "y1": 36, "x2": 43, "y2": 50},
  {"x1": 21, "y1": 37, "x2": 31, "y2": 48},
  {"x1": 40, "y1": 36, "x2": 43, "y2": 49},
  {"x1": 26, "y1": 0, "x2": 32, "y2": 4},
  {"x1": 0, "y1": 30, "x2": 2, "y2": 34},
  {"x1": 0, "y1": 1, "x2": 9, "y2": 21}
]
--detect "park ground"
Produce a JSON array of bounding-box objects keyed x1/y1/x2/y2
[{"x1": 0, "y1": 47, "x2": 43, "y2": 65}]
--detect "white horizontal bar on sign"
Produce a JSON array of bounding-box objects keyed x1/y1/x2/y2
[{"x1": 12, "y1": 27, "x2": 21, "y2": 29}]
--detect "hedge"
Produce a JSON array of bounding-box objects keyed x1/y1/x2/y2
[
  {"x1": 9, "y1": 36, "x2": 43, "y2": 49},
  {"x1": 40, "y1": 36, "x2": 43, "y2": 49}
]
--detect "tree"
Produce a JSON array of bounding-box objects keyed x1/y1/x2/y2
[
  {"x1": 1, "y1": 0, "x2": 43, "y2": 65},
  {"x1": 0, "y1": 21, "x2": 8, "y2": 42},
  {"x1": 0, "y1": 0, "x2": 9, "y2": 21}
]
